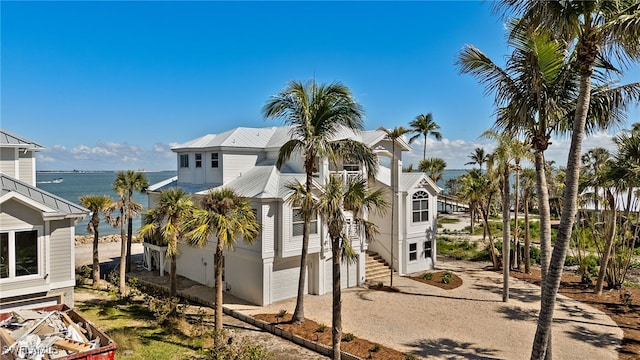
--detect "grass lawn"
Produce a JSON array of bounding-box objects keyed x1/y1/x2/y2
[{"x1": 74, "y1": 286, "x2": 210, "y2": 359}]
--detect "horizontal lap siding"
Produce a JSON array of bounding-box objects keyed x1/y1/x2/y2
[
  {"x1": 272, "y1": 257, "x2": 305, "y2": 302},
  {"x1": 0, "y1": 148, "x2": 16, "y2": 177},
  {"x1": 1, "y1": 199, "x2": 42, "y2": 228},
  {"x1": 18, "y1": 153, "x2": 34, "y2": 185},
  {"x1": 49, "y1": 221, "x2": 73, "y2": 283},
  {"x1": 0, "y1": 277, "x2": 47, "y2": 293}
]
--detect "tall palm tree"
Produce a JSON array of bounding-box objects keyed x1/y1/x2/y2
[
  {"x1": 495, "y1": 2, "x2": 640, "y2": 358},
  {"x1": 79, "y1": 195, "x2": 115, "y2": 285},
  {"x1": 263, "y1": 80, "x2": 377, "y2": 324},
  {"x1": 520, "y1": 168, "x2": 537, "y2": 273},
  {"x1": 408, "y1": 113, "x2": 442, "y2": 161},
  {"x1": 418, "y1": 157, "x2": 447, "y2": 183},
  {"x1": 465, "y1": 147, "x2": 490, "y2": 171},
  {"x1": 289, "y1": 175, "x2": 387, "y2": 360},
  {"x1": 114, "y1": 170, "x2": 149, "y2": 273},
  {"x1": 138, "y1": 188, "x2": 195, "y2": 297},
  {"x1": 379, "y1": 126, "x2": 412, "y2": 288},
  {"x1": 581, "y1": 147, "x2": 611, "y2": 218},
  {"x1": 185, "y1": 188, "x2": 260, "y2": 335}
]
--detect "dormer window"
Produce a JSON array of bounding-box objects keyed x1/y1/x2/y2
[
  {"x1": 211, "y1": 153, "x2": 219, "y2": 168},
  {"x1": 195, "y1": 153, "x2": 202, "y2": 168},
  {"x1": 180, "y1": 154, "x2": 189, "y2": 168},
  {"x1": 412, "y1": 191, "x2": 430, "y2": 223}
]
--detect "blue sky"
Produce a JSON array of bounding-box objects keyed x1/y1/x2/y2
[{"x1": 2, "y1": 1, "x2": 639, "y2": 171}]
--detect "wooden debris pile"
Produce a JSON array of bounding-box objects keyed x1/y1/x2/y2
[{"x1": 0, "y1": 308, "x2": 104, "y2": 359}]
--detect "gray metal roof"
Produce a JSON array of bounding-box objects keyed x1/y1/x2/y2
[
  {"x1": 0, "y1": 174, "x2": 88, "y2": 218},
  {"x1": 0, "y1": 129, "x2": 45, "y2": 150},
  {"x1": 171, "y1": 126, "x2": 408, "y2": 152}
]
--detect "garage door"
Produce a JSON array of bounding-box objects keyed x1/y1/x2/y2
[
  {"x1": 272, "y1": 257, "x2": 306, "y2": 302},
  {"x1": 324, "y1": 257, "x2": 359, "y2": 291}
]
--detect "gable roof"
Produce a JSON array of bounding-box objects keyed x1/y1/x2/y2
[
  {"x1": 0, "y1": 174, "x2": 88, "y2": 219},
  {"x1": 172, "y1": 126, "x2": 412, "y2": 152},
  {"x1": 0, "y1": 129, "x2": 45, "y2": 150}
]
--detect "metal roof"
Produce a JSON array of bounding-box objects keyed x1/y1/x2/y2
[
  {"x1": 171, "y1": 126, "x2": 410, "y2": 152},
  {"x1": 0, "y1": 129, "x2": 45, "y2": 150},
  {"x1": 0, "y1": 174, "x2": 88, "y2": 218}
]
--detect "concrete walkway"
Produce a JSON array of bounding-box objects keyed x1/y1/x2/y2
[{"x1": 129, "y1": 259, "x2": 622, "y2": 360}]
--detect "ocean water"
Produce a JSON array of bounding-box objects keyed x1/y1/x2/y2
[{"x1": 36, "y1": 171, "x2": 176, "y2": 236}]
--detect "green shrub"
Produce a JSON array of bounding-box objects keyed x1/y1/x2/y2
[
  {"x1": 370, "y1": 343, "x2": 382, "y2": 353},
  {"x1": 404, "y1": 355, "x2": 418, "y2": 360},
  {"x1": 529, "y1": 246, "x2": 541, "y2": 265},
  {"x1": 342, "y1": 333, "x2": 355, "y2": 342},
  {"x1": 565, "y1": 255, "x2": 579, "y2": 267},
  {"x1": 316, "y1": 324, "x2": 328, "y2": 333},
  {"x1": 422, "y1": 272, "x2": 433, "y2": 281},
  {"x1": 436, "y1": 237, "x2": 489, "y2": 262},
  {"x1": 441, "y1": 271, "x2": 452, "y2": 284}
]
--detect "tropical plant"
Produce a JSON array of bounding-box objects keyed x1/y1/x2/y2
[
  {"x1": 418, "y1": 157, "x2": 447, "y2": 183},
  {"x1": 521, "y1": 167, "x2": 537, "y2": 273},
  {"x1": 408, "y1": 113, "x2": 442, "y2": 161},
  {"x1": 79, "y1": 195, "x2": 116, "y2": 285},
  {"x1": 186, "y1": 188, "x2": 260, "y2": 335},
  {"x1": 138, "y1": 188, "x2": 195, "y2": 297},
  {"x1": 495, "y1": 2, "x2": 640, "y2": 358},
  {"x1": 114, "y1": 170, "x2": 149, "y2": 273},
  {"x1": 379, "y1": 126, "x2": 412, "y2": 287},
  {"x1": 263, "y1": 79, "x2": 377, "y2": 324},
  {"x1": 288, "y1": 174, "x2": 387, "y2": 360},
  {"x1": 465, "y1": 147, "x2": 490, "y2": 171}
]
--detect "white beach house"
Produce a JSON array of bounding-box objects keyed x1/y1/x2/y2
[
  {"x1": 0, "y1": 129, "x2": 88, "y2": 311},
  {"x1": 145, "y1": 126, "x2": 440, "y2": 305}
]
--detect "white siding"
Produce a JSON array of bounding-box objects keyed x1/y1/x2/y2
[
  {"x1": 176, "y1": 241, "x2": 215, "y2": 286},
  {"x1": 205, "y1": 152, "x2": 222, "y2": 185},
  {"x1": 280, "y1": 204, "x2": 321, "y2": 258},
  {"x1": 222, "y1": 153, "x2": 258, "y2": 184},
  {"x1": 49, "y1": 220, "x2": 74, "y2": 283},
  {"x1": 18, "y1": 152, "x2": 35, "y2": 185},
  {"x1": 0, "y1": 148, "x2": 16, "y2": 177},
  {"x1": 261, "y1": 203, "x2": 276, "y2": 258},
  {"x1": 0, "y1": 199, "x2": 43, "y2": 229}
]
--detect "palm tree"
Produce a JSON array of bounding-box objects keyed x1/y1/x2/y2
[
  {"x1": 495, "y1": 2, "x2": 640, "y2": 358},
  {"x1": 114, "y1": 170, "x2": 149, "y2": 273},
  {"x1": 79, "y1": 195, "x2": 115, "y2": 285},
  {"x1": 408, "y1": 113, "x2": 442, "y2": 161},
  {"x1": 289, "y1": 175, "x2": 387, "y2": 360},
  {"x1": 263, "y1": 79, "x2": 377, "y2": 324},
  {"x1": 138, "y1": 188, "x2": 195, "y2": 297},
  {"x1": 378, "y1": 126, "x2": 412, "y2": 288},
  {"x1": 520, "y1": 168, "x2": 537, "y2": 273},
  {"x1": 185, "y1": 189, "x2": 260, "y2": 334},
  {"x1": 418, "y1": 157, "x2": 447, "y2": 183},
  {"x1": 465, "y1": 147, "x2": 490, "y2": 171},
  {"x1": 581, "y1": 147, "x2": 611, "y2": 218}
]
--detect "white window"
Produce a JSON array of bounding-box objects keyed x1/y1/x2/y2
[
  {"x1": 195, "y1": 153, "x2": 202, "y2": 168},
  {"x1": 424, "y1": 240, "x2": 433, "y2": 258},
  {"x1": 211, "y1": 153, "x2": 219, "y2": 168},
  {"x1": 180, "y1": 154, "x2": 189, "y2": 168},
  {"x1": 409, "y1": 243, "x2": 417, "y2": 261},
  {"x1": 0, "y1": 230, "x2": 40, "y2": 280},
  {"x1": 292, "y1": 208, "x2": 317, "y2": 237},
  {"x1": 412, "y1": 191, "x2": 430, "y2": 223}
]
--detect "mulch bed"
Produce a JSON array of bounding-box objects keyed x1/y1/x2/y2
[
  {"x1": 409, "y1": 270, "x2": 463, "y2": 290},
  {"x1": 507, "y1": 268, "x2": 640, "y2": 360},
  {"x1": 253, "y1": 313, "x2": 406, "y2": 360}
]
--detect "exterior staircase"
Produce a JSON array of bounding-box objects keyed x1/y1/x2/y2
[{"x1": 365, "y1": 251, "x2": 395, "y2": 280}]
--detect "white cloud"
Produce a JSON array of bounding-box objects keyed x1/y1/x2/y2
[{"x1": 36, "y1": 141, "x2": 176, "y2": 171}]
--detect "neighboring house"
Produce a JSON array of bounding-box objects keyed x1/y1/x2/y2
[
  {"x1": 145, "y1": 126, "x2": 440, "y2": 306},
  {"x1": 0, "y1": 129, "x2": 88, "y2": 311}
]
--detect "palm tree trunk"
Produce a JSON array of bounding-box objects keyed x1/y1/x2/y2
[
  {"x1": 215, "y1": 240, "x2": 224, "y2": 333},
  {"x1": 127, "y1": 217, "x2": 133, "y2": 273},
  {"x1": 514, "y1": 168, "x2": 520, "y2": 270},
  {"x1": 422, "y1": 134, "x2": 427, "y2": 161},
  {"x1": 595, "y1": 190, "x2": 616, "y2": 295},
  {"x1": 502, "y1": 166, "x2": 510, "y2": 302},
  {"x1": 119, "y1": 208, "x2": 127, "y2": 296},
  {"x1": 481, "y1": 207, "x2": 499, "y2": 269},
  {"x1": 170, "y1": 233, "x2": 178, "y2": 297},
  {"x1": 390, "y1": 141, "x2": 396, "y2": 288},
  {"x1": 524, "y1": 192, "x2": 531, "y2": 274},
  {"x1": 332, "y1": 237, "x2": 342, "y2": 360},
  {"x1": 293, "y1": 169, "x2": 313, "y2": 324},
  {"x1": 92, "y1": 225, "x2": 100, "y2": 285},
  {"x1": 530, "y1": 70, "x2": 591, "y2": 360}
]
